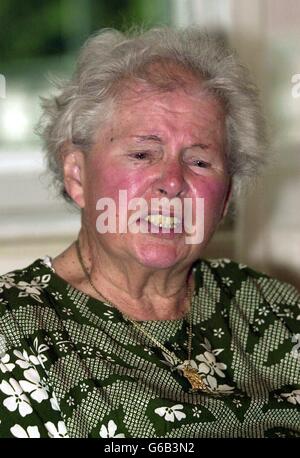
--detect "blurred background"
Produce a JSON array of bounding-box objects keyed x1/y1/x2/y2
[{"x1": 0, "y1": 0, "x2": 299, "y2": 290}]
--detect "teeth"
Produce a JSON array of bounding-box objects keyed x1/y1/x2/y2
[{"x1": 144, "y1": 214, "x2": 180, "y2": 228}]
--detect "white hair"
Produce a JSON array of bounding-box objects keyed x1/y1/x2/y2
[{"x1": 37, "y1": 26, "x2": 267, "y2": 202}]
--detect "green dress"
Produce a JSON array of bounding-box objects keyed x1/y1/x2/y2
[{"x1": 0, "y1": 256, "x2": 299, "y2": 438}]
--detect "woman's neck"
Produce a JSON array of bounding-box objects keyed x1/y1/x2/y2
[{"x1": 52, "y1": 233, "x2": 196, "y2": 321}]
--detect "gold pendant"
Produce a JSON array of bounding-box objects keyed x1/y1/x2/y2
[{"x1": 182, "y1": 366, "x2": 208, "y2": 392}]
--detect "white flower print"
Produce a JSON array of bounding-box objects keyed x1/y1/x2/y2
[
  {"x1": 216, "y1": 384, "x2": 235, "y2": 394},
  {"x1": 205, "y1": 375, "x2": 234, "y2": 394},
  {"x1": 222, "y1": 277, "x2": 233, "y2": 287},
  {"x1": 192, "y1": 406, "x2": 202, "y2": 418},
  {"x1": 19, "y1": 368, "x2": 49, "y2": 403},
  {"x1": 16, "y1": 275, "x2": 50, "y2": 303},
  {"x1": 190, "y1": 338, "x2": 234, "y2": 393},
  {"x1": 210, "y1": 259, "x2": 231, "y2": 269},
  {"x1": 52, "y1": 292, "x2": 63, "y2": 301},
  {"x1": 196, "y1": 351, "x2": 227, "y2": 378},
  {"x1": 103, "y1": 310, "x2": 114, "y2": 320},
  {"x1": 45, "y1": 421, "x2": 69, "y2": 438},
  {"x1": 0, "y1": 273, "x2": 16, "y2": 293},
  {"x1": 44, "y1": 336, "x2": 53, "y2": 347},
  {"x1": 0, "y1": 353, "x2": 15, "y2": 373},
  {"x1": 220, "y1": 309, "x2": 228, "y2": 318},
  {"x1": 238, "y1": 263, "x2": 247, "y2": 269},
  {"x1": 53, "y1": 332, "x2": 63, "y2": 341},
  {"x1": 0, "y1": 378, "x2": 32, "y2": 417},
  {"x1": 144, "y1": 347, "x2": 154, "y2": 356},
  {"x1": 280, "y1": 390, "x2": 300, "y2": 405},
  {"x1": 154, "y1": 404, "x2": 186, "y2": 423},
  {"x1": 79, "y1": 383, "x2": 89, "y2": 393},
  {"x1": 99, "y1": 420, "x2": 125, "y2": 438},
  {"x1": 17, "y1": 283, "x2": 41, "y2": 298},
  {"x1": 177, "y1": 359, "x2": 198, "y2": 374},
  {"x1": 200, "y1": 337, "x2": 223, "y2": 356},
  {"x1": 62, "y1": 307, "x2": 72, "y2": 316},
  {"x1": 81, "y1": 346, "x2": 93, "y2": 356},
  {"x1": 258, "y1": 306, "x2": 269, "y2": 317},
  {"x1": 10, "y1": 424, "x2": 40, "y2": 438},
  {"x1": 66, "y1": 396, "x2": 75, "y2": 407},
  {"x1": 254, "y1": 318, "x2": 265, "y2": 326},
  {"x1": 32, "y1": 337, "x2": 49, "y2": 367},
  {"x1": 14, "y1": 349, "x2": 40, "y2": 369},
  {"x1": 271, "y1": 304, "x2": 280, "y2": 314},
  {"x1": 50, "y1": 392, "x2": 60, "y2": 411},
  {"x1": 58, "y1": 343, "x2": 68, "y2": 353},
  {"x1": 161, "y1": 351, "x2": 181, "y2": 371},
  {"x1": 273, "y1": 394, "x2": 284, "y2": 403},
  {"x1": 278, "y1": 309, "x2": 294, "y2": 318},
  {"x1": 233, "y1": 399, "x2": 242, "y2": 408},
  {"x1": 213, "y1": 328, "x2": 225, "y2": 339}
]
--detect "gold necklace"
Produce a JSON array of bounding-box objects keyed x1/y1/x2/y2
[{"x1": 75, "y1": 239, "x2": 210, "y2": 393}]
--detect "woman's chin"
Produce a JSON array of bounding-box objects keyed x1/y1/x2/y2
[{"x1": 132, "y1": 242, "x2": 183, "y2": 270}]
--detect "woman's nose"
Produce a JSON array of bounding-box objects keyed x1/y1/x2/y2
[{"x1": 153, "y1": 162, "x2": 188, "y2": 198}]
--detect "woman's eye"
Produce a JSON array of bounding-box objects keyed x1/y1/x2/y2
[
  {"x1": 130, "y1": 152, "x2": 150, "y2": 160},
  {"x1": 193, "y1": 160, "x2": 211, "y2": 168}
]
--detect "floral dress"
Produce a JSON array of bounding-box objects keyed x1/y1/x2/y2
[{"x1": 0, "y1": 257, "x2": 299, "y2": 438}]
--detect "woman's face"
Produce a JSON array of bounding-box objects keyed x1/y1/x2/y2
[{"x1": 76, "y1": 84, "x2": 231, "y2": 270}]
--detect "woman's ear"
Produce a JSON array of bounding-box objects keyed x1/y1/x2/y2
[{"x1": 63, "y1": 148, "x2": 86, "y2": 208}]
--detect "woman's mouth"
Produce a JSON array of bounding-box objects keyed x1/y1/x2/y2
[
  {"x1": 137, "y1": 213, "x2": 183, "y2": 238},
  {"x1": 144, "y1": 214, "x2": 181, "y2": 229}
]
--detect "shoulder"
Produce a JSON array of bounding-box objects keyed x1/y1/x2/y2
[
  {"x1": 0, "y1": 258, "x2": 53, "y2": 309},
  {"x1": 0, "y1": 259, "x2": 56, "y2": 348},
  {"x1": 203, "y1": 257, "x2": 299, "y2": 297},
  {"x1": 198, "y1": 257, "x2": 300, "y2": 331}
]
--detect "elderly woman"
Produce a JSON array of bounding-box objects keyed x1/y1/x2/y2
[{"x1": 0, "y1": 27, "x2": 299, "y2": 439}]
